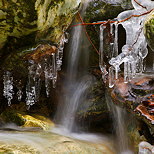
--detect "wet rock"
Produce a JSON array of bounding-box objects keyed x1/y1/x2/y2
[
  {"x1": 0, "y1": 131, "x2": 115, "y2": 154},
  {"x1": 25, "y1": 44, "x2": 57, "y2": 63},
  {"x1": 108, "y1": 75, "x2": 154, "y2": 143},
  {"x1": 76, "y1": 80, "x2": 112, "y2": 133},
  {"x1": 0, "y1": 0, "x2": 80, "y2": 115},
  {"x1": 0, "y1": 110, "x2": 54, "y2": 130},
  {"x1": 35, "y1": 0, "x2": 80, "y2": 43},
  {"x1": 0, "y1": 144, "x2": 39, "y2": 154},
  {"x1": 0, "y1": 0, "x2": 80, "y2": 52},
  {"x1": 144, "y1": 10, "x2": 154, "y2": 51},
  {"x1": 0, "y1": 0, "x2": 37, "y2": 51}
]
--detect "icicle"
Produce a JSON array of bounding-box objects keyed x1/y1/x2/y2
[
  {"x1": 26, "y1": 64, "x2": 36, "y2": 108},
  {"x1": 131, "y1": 61, "x2": 136, "y2": 78},
  {"x1": 99, "y1": 24, "x2": 108, "y2": 81},
  {"x1": 115, "y1": 65, "x2": 119, "y2": 80},
  {"x1": 17, "y1": 89, "x2": 23, "y2": 101},
  {"x1": 110, "y1": 23, "x2": 114, "y2": 59},
  {"x1": 109, "y1": 66, "x2": 115, "y2": 88},
  {"x1": 34, "y1": 63, "x2": 42, "y2": 101},
  {"x1": 127, "y1": 62, "x2": 132, "y2": 81},
  {"x1": 3, "y1": 71, "x2": 14, "y2": 106},
  {"x1": 113, "y1": 22, "x2": 119, "y2": 57},
  {"x1": 56, "y1": 33, "x2": 69, "y2": 71},
  {"x1": 44, "y1": 58, "x2": 52, "y2": 97},
  {"x1": 26, "y1": 86, "x2": 36, "y2": 109},
  {"x1": 52, "y1": 53, "x2": 57, "y2": 88},
  {"x1": 124, "y1": 62, "x2": 129, "y2": 83},
  {"x1": 26, "y1": 63, "x2": 42, "y2": 108}
]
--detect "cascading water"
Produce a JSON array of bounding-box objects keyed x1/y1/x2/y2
[
  {"x1": 98, "y1": 0, "x2": 154, "y2": 153},
  {"x1": 106, "y1": 93, "x2": 133, "y2": 154},
  {"x1": 54, "y1": 0, "x2": 93, "y2": 133}
]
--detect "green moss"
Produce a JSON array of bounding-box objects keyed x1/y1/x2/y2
[
  {"x1": 1, "y1": 111, "x2": 25, "y2": 126},
  {"x1": 0, "y1": 110, "x2": 54, "y2": 130},
  {"x1": 36, "y1": 0, "x2": 79, "y2": 43}
]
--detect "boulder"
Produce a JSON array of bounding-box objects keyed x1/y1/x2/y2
[
  {"x1": 0, "y1": 131, "x2": 115, "y2": 154},
  {"x1": 0, "y1": 0, "x2": 80, "y2": 52},
  {"x1": 0, "y1": 110, "x2": 54, "y2": 130}
]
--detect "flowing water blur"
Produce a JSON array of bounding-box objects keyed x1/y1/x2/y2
[
  {"x1": 106, "y1": 92, "x2": 133, "y2": 154},
  {"x1": 0, "y1": 125, "x2": 115, "y2": 154},
  {"x1": 54, "y1": 0, "x2": 92, "y2": 133}
]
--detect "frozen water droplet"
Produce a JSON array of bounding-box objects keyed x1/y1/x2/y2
[
  {"x1": 3, "y1": 71, "x2": 14, "y2": 106},
  {"x1": 17, "y1": 89, "x2": 23, "y2": 101}
]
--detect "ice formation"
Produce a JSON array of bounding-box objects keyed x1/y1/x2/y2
[
  {"x1": 3, "y1": 71, "x2": 14, "y2": 106},
  {"x1": 99, "y1": 0, "x2": 154, "y2": 88},
  {"x1": 25, "y1": 33, "x2": 68, "y2": 108},
  {"x1": 3, "y1": 33, "x2": 68, "y2": 108},
  {"x1": 17, "y1": 89, "x2": 23, "y2": 101}
]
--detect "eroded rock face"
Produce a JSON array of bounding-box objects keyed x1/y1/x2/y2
[
  {"x1": 0, "y1": 131, "x2": 115, "y2": 154},
  {"x1": 0, "y1": 0, "x2": 80, "y2": 54},
  {"x1": 144, "y1": 10, "x2": 154, "y2": 51},
  {"x1": 35, "y1": 0, "x2": 81, "y2": 42},
  {"x1": 0, "y1": 0, "x2": 80, "y2": 116},
  {"x1": 0, "y1": 0, "x2": 37, "y2": 51},
  {"x1": 0, "y1": 110, "x2": 54, "y2": 130},
  {"x1": 108, "y1": 75, "x2": 154, "y2": 142}
]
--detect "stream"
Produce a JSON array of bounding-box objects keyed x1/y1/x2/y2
[{"x1": 0, "y1": 126, "x2": 115, "y2": 154}]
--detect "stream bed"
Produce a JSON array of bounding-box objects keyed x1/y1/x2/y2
[{"x1": 0, "y1": 127, "x2": 115, "y2": 154}]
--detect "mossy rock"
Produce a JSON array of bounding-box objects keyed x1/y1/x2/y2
[
  {"x1": 0, "y1": 0, "x2": 37, "y2": 51},
  {"x1": 0, "y1": 144, "x2": 39, "y2": 154},
  {"x1": 35, "y1": 0, "x2": 80, "y2": 43},
  {"x1": 1, "y1": 111, "x2": 25, "y2": 126},
  {"x1": 0, "y1": 0, "x2": 80, "y2": 59},
  {"x1": 0, "y1": 111, "x2": 54, "y2": 130},
  {"x1": 22, "y1": 114, "x2": 54, "y2": 130},
  {"x1": 144, "y1": 10, "x2": 154, "y2": 51}
]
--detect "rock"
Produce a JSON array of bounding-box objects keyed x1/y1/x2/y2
[
  {"x1": 0, "y1": 131, "x2": 115, "y2": 154},
  {"x1": 76, "y1": 80, "x2": 112, "y2": 133},
  {"x1": 0, "y1": 0, "x2": 80, "y2": 52},
  {"x1": 0, "y1": 0, "x2": 37, "y2": 51},
  {"x1": 24, "y1": 44, "x2": 57, "y2": 63},
  {"x1": 0, "y1": 111, "x2": 54, "y2": 130},
  {"x1": 35, "y1": 0, "x2": 81, "y2": 43},
  {"x1": 0, "y1": 144, "x2": 39, "y2": 154},
  {"x1": 0, "y1": 0, "x2": 81, "y2": 116},
  {"x1": 144, "y1": 10, "x2": 154, "y2": 51},
  {"x1": 108, "y1": 75, "x2": 154, "y2": 143}
]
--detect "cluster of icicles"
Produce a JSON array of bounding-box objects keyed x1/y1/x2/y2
[
  {"x1": 99, "y1": 0, "x2": 154, "y2": 88},
  {"x1": 3, "y1": 34, "x2": 68, "y2": 109}
]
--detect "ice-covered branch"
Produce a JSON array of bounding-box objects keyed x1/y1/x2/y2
[{"x1": 99, "y1": 0, "x2": 153, "y2": 87}]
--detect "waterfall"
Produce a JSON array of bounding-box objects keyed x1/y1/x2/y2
[
  {"x1": 106, "y1": 92, "x2": 133, "y2": 154},
  {"x1": 54, "y1": 0, "x2": 92, "y2": 133}
]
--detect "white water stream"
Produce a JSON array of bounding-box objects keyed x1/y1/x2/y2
[{"x1": 54, "y1": 0, "x2": 92, "y2": 133}]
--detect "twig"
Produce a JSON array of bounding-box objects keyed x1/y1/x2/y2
[
  {"x1": 134, "y1": 0, "x2": 148, "y2": 10},
  {"x1": 77, "y1": 12, "x2": 99, "y2": 54},
  {"x1": 118, "y1": 9, "x2": 153, "y2": 23},
  {"x1": 72, "y1": 9, "x2": 153, "y2": 27},
  {"x1": 132, "y1": 27, "x2": 143, "y2": 47}
]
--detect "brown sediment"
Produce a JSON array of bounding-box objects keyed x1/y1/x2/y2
[
  {"x1": 24, "y1": 44, "x2": 57, "y2": 63},
  {"x1": 109, "y1": 75, "x2": 154, "y2": 124},
  {"x1": 136, "y1": 104, "x2": 154, "y2": 124}
]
